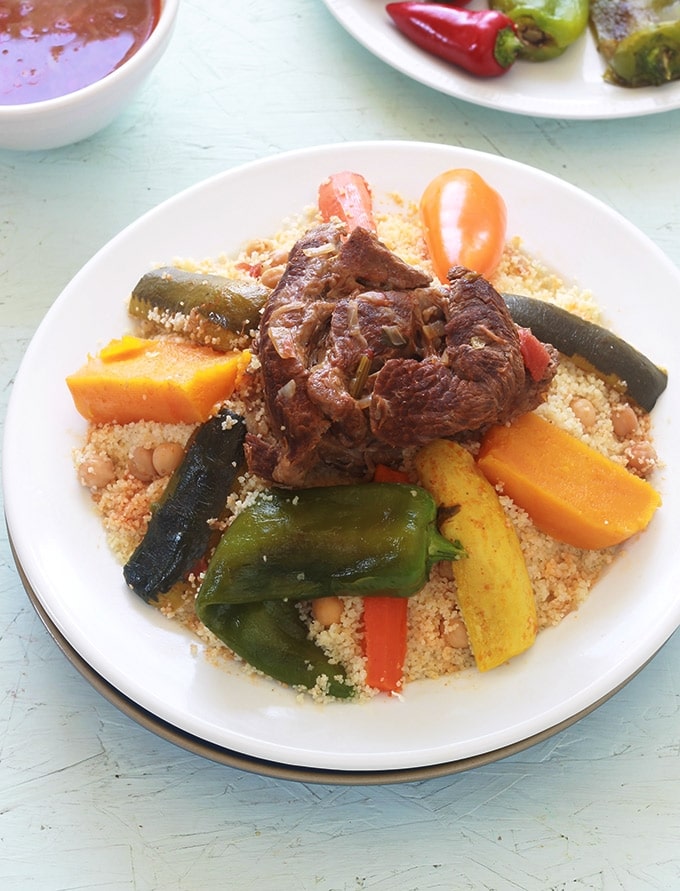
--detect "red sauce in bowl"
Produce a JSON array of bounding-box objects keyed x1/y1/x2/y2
[{"x1": 0, "y1": 1, "x2": 162, "y2": 105}]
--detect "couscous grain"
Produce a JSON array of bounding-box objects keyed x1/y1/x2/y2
[{"x1": 71, "y1": 187, "x2": 662, "y2": 702}]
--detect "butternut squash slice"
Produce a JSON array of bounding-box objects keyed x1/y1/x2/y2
[
  {"x1": 416, "y1": 440, "x2": 537, "y2": 672},
  {"x1": 478, "y1": 412, "x2": 661, "y2": 550},
  {"x1": 66, "y1": 336, "x2": 250, "y2": 425}
]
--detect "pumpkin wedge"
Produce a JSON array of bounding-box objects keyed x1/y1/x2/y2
[
  {"x1": 67, "y1": 336, "x2": 250, "y2": 425},
  {"x1": 478, "y1": 412, "x2": 661, "y2": 550},
  {"x1": 416, "y1": 439, "x2": 537, "y2": 672}
]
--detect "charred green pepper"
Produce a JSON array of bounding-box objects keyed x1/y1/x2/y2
[
  {"x1": 196, "y1": 599, "x2": 356, "y2": 698},
  {"x1": 503, "y1": 293, "x2": 668, "y2": 412},
  {"x1": 196, "y1": 483, "x2": 465, "y2": 607},
  {"x1": 590, "y1": 0, "x2": 680, "y2": 87},
  {"x1": 195, "y1": 483, "x2": 463, "y2": 696},
  {"x1": 490, "y1": 0, "x2": 588, "y2": 60},
  {"x1": 129, "y1": 267, "x2": 270, "y2": 350},
  {"x1": 123, "y1": 407, "x2": 246, "y2": 602}
]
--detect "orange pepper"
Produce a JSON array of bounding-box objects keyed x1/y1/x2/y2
[{"x1": 420, "y1": 168, "x2": 507, "y2": 281}]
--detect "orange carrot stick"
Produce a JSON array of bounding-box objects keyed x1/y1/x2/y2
[
  {"x1": 363, "y1": 596, "x2": 409, "y2": 694},
  {"x1": 363, "y1": 464, "x2": 411, "y2": 693},
  {"x1": 318, "y1": 171, "x2": 376, "y2": 232}
]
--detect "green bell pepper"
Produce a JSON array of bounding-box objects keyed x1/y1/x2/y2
[
  {"x1": 490, "y1": 0, "x2": 588, "y2": 60},
  {"x1": 590, "y1": 0, "x2": 680, "y2": 87},
  {"x1": 196, "y1": 483, "x2": 465, "y2": 606},
  {"x1": 194, "y1": 482, "x2": 464, "y2": 696},
  {"x1": 195, "y1": 599, "x2": 356, "y2": 698}
]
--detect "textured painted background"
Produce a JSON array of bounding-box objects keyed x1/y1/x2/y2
[{"x1": 2, "y1": 1, "x2": 679, "y2": 888}]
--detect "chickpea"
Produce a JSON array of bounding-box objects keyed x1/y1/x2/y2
[
  {"x1": 311, "y1": 596, "x2": 344, "y2": 628},
  {"x1": 152, "y1": 441, "x2": 185, "y2": 476},
  {"x1": 570, "y1": 396, "x2": 597, "y2": 431},
  {"x1": 268, "y1": 248, "x2": 290, "y2": 267},
  {"x1": 259, "y1": 265, "x2": 285, "y2": 289},
  {"x1": 78, "y1": 454, "x2": 115, "y2": 489},
  {"x1": 442, "y1": 619, "x2": 469, "y2": 650},
  {"x1": 612, "y1": 404, "x2": 638, "y2": 439},
  {"x1": 626, "y1": 441, "x2": 657, "y2": 476},
  {"x1": 128, "y1": 446, "x2": 155, "y2": 481}
]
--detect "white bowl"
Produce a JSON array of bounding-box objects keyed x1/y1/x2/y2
[{"x1": 0, "y1": 0, "x2": 179, "y2": 152}]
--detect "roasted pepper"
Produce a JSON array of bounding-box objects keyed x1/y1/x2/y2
[
  {"x1": 490, "y1": 0, "x2": 589, "y2": 61},
  {"x1": 197, "y1": 599, "x2": 356, "y2": 698},
  {"x1": 124, "y1": 407, "x2": 246, "y2": 602},
  {"x1": 386, "y1": 3, "x2": 523, "y2": 76},
  {"x1": 590, "y1": 0, "x2": 680, "y2": 87},
  {"x1": 196, "y1": 483, "x2": 464, "y2": 607}
]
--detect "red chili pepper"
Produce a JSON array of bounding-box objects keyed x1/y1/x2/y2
[{"x1": 385, "y1": 2, "x2": 522, "y2": 77}]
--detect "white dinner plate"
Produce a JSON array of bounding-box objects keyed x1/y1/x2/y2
[
  {"x1": 4, "y1": 141, "x2": 679, "y2": 775},
  {"x1": 322, "y1": 0, "x2": 680, "y2": 119}
]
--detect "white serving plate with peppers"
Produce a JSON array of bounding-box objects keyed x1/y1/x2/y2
[{"x1": 322, "y1": 0, "x2": 680, "y2": 119}]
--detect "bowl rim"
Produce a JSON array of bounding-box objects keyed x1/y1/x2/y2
[{"x1": 0, "y1": 0, "x2": 180, "y2": 117}]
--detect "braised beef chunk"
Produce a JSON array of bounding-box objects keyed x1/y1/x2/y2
[
  {"x1": 371, "y1": 267, "x2": 557, "y2": 445},
  {"x1": 246, "y1": 224, "x2": 557, "y2": 486}
]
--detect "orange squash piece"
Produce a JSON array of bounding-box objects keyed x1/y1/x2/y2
[
  {"x1": 67, "y1": 337, "x2": 250, "y2": 425},
  {"x1": 478, "y1": 412, "x2": 661, "y2": 550}
]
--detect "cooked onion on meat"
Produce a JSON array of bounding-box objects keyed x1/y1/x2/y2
[{"x1": 246, "y1": 223, "x2": 557, "y2": 486}]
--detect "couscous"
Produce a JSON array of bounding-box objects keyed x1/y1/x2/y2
[{"x1": 69, "y1": 173, "x2": 664, "y2": 703}]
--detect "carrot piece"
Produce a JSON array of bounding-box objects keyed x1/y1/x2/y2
[
  {"x1": 361, "y1": 463, "x2": 412, "y2": 693},
  {"x1": 517, "y1": 328, "x2": 552, "y2": 381},
  {"x1": 420, "y1": 168, "x2": 506, "y2": 281},
  {"x1": 67, "y1": 338, "x2": 250, "y2": 425},
  {"x1": 363, "y1": 595, "x2": 409, "y2": 693},
  {"x1": 318, "y1": 171, "x2": 376, "y2": 232},
  {"x1": 478, "y1": 412, "x2": 661, "y2": 550},
  {"x1": 372, "y1": 463, "x2": 410, "y2": 483}
]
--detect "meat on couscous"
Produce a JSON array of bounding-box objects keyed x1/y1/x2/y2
[{"x1": 69, "y1": 174, "x2": 664, "y2": 703}]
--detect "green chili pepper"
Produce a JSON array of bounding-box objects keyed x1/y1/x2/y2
[
  {"x1": 196, "y1": 483, "x2": 465, "y2": 607},
  {"x1": 489, "y1": 0, "x2": 588, "y2": 61},
  {"x1": 195, "y1": 599, "x2": 356, "y2": 698},
  {"x1": 590, "y1": 0, "x2": 680, "y2": 87}
]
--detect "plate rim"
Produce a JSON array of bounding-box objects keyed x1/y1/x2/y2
[{"x1": 10, "y1": 529, "x2": 662, "y2": 784}]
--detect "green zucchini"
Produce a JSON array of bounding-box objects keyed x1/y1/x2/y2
[
  {"x1": 123, "y1": 407, "x2": 246, "y2": 603},
  {"x1": 129, "y1": 267, "x2": 270, "y2": 350},
  {"x1": 503, "y1": 293, "x2": 668, "y2": 412}
]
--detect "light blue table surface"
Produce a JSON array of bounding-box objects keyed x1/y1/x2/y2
[{"x1": 2, "y1": 2, "x2": 679, "y2": 888}]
